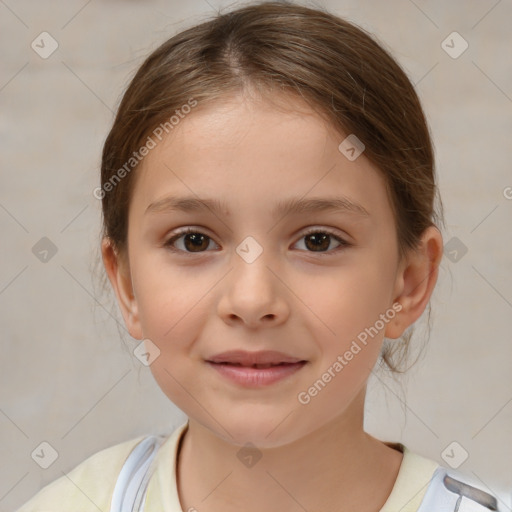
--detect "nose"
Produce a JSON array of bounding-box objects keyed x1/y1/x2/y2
[{"x1": 216, "y1": 247, "x2": 290, "y2": 329}]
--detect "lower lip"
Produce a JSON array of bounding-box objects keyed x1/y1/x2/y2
[{"x1": 206, "y1": 361, "x2": 307, "y2": 387}]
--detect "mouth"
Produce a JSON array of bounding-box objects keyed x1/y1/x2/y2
[
  {"x1": 206, "y1": 350, "x2": 306, "y2": 367},
  {"x1": 205, "y1": 351, "x2": 308, "y2": 387},
  {"x1": 209, "y1": 361, "x2": 305, "y2": 369}
]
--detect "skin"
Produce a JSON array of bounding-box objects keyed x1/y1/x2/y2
[{"x1": 102, "y1": 91, "x2": 443, "y2": 512}]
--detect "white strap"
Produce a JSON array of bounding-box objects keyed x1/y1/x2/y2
[
  {"x1": 110, "y1": 435, "x2": 165, "y2": 512},
  {"x1": 417, "y1": 466, "x2": 499, "y2": 512}
]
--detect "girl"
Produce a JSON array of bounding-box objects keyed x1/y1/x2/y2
[{"x1": 16, "y1": 1, "x2": 505, "y2": 511}]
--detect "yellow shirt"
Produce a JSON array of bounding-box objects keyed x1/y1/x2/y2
[{"x1": 16, "y1": 421, "x2": 440, "y2": 512}]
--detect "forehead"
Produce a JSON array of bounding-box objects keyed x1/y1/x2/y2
[
  {"x1": 167, "y1": 92, "x2": 336, "y2": 163},
  {"x1": 130, "y1": 92, "x2": 391, "y2": 223}
]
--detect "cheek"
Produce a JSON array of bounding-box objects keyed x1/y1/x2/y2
[
  {"x1": 295, "y1": 271, "x2": 392, "y2": 418},
  {"x1": 131, "y1": 289, "x2": 206, "y2": 417},
  {"x1": 305, "y1": 262, "x2": 397, "y2": 345},
  {"x1": 131, "y1": 258, "x2": 213, "y2": 391},
  {"x1": 132, "y1": 254, "x2": 204, "y2": 338}
]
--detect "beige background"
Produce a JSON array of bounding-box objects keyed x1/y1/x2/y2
[{"x1": 1, "y1": 0, "x2": 511, "y2": 510}]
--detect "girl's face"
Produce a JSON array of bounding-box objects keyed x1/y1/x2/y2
[{"x1": 108, "y1": 93, "x2": 413, "y2": 447}]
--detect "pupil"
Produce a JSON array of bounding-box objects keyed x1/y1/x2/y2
[
  {"x1": 185, "y1": 233, "x2": 208, "y2": 252},
  {"x1": 306, "y1": 233, "x2": 329, "y2": 252}
]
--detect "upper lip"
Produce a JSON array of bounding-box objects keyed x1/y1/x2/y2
[{"x1": 206, "y1": 350, "x2": 306, "y2": 366}]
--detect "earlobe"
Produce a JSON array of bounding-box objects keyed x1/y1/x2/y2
[
  {"x1": 101, "y1": 237, "x2": 143, "y2": 340},
  {"x1": 384, "y1": 226, "x2": 443, "y2": 340}
]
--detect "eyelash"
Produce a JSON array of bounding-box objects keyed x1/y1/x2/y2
[{"x1": 163, "y1": 227, "x2": 351, "y2": 256}]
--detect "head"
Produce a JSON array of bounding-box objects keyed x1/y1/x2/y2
[{"x1": 100, "y1": 1, "x2": 443, "y2": 447}]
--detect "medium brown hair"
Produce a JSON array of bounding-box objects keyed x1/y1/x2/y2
[{"x1": 99, "y1": 0, "x2": 443, "y2": 375}]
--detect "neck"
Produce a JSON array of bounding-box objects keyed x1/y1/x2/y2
[{"x1": 176, "y1": 392, "x2": 404, "y2": 512}]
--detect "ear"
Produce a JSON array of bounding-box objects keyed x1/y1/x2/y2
[
  {"x1": 101, "y1": 237, "x2": 143, "y2": 340},
  {"x1": 385, "y1": 226, "x2": 443, "y2": 339}
]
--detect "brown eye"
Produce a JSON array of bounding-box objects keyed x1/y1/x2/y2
[
  {"x1": 304, "y1": 232, "x2": 331, "y2": 252},
  {"x1": 165, "y1": 229, "x2": 216, "y2": 253},
  {"x1": 295, "y1": 229, "x2": 349, "y2": 254},
  {"x1": 164, "y1": 228, "x2": 350, "y2": 256}
]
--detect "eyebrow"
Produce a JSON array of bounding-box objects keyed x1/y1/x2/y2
[{"x1": 145, "y1": 195, "x2": 370, "y2": 218}]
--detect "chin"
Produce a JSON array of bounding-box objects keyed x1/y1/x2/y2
[{"x1": 211, "y1": 409, "x2": 316, "y2": 449}]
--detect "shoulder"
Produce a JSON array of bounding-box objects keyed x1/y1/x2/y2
[
  {"x1": 419, "y1": 464, "x2": 507, "y2": 512},
  {"x1": 387, "y1": 444, "x2": 507, "y2": 512},
  {"x1": 380, "y1": 443, "x2": 441, "y2": 512},
  {"x1": 15, "y1": 435, "x2": 148, "y2": 512}
]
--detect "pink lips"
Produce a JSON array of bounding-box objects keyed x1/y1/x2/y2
[{"x1": 206, "y1": 350, "x2": 307, "y2": 387}]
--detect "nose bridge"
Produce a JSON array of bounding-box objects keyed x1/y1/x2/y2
[
  {"x1": 218, "y1": 234, "x2": 287, "y2": 325},
  {"x1": 231, "y1": 234, "x2": 276, "y2": 293}
]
